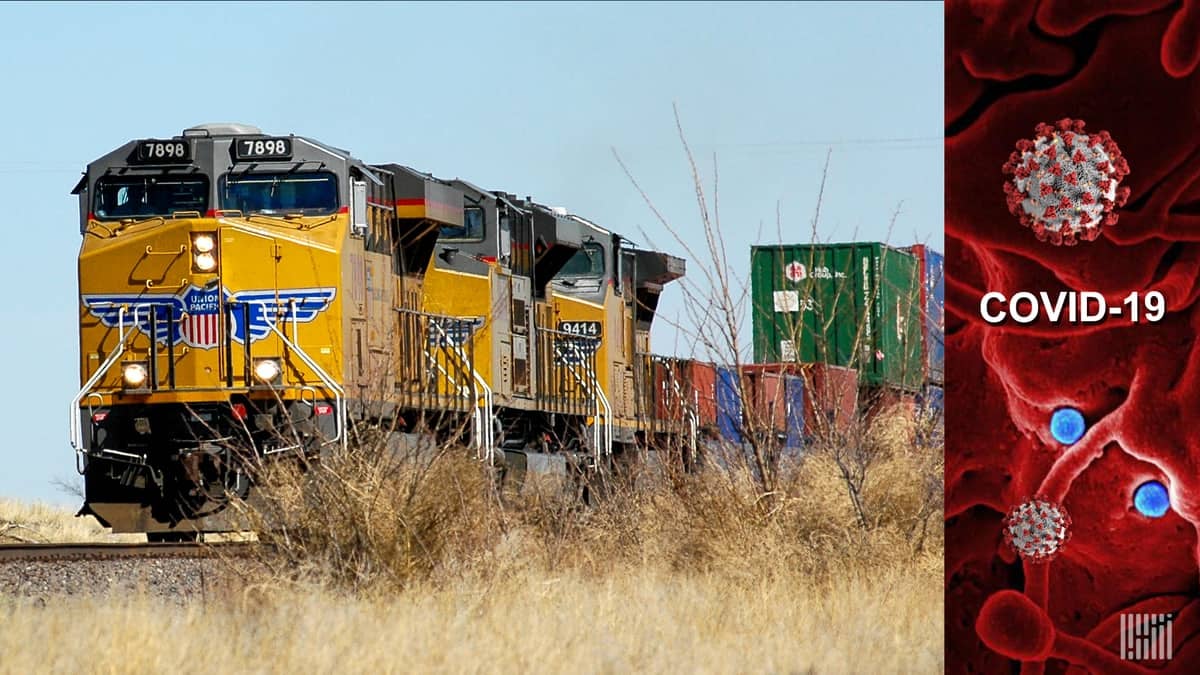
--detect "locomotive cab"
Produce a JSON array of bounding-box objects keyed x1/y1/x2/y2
[{"x1": 549, "y1": 218, "x2": 687, "y2": 453}]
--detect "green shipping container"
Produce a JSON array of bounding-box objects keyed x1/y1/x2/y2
[{"x1": 750, "y1": 242, "x2": 923, "y2": 390}]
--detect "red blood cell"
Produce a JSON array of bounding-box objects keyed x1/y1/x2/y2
[{"x1": 976, "y1": 590, "x2": 1056, "y2": 661}]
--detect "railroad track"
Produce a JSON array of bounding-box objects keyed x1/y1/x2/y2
[{"x1": 0, "y1": 541, "x2": 255, "y2": 563}]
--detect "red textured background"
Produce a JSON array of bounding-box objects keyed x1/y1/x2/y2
[{"x1": 946, "y1": 1, "x2": 1200, "y2": 672}]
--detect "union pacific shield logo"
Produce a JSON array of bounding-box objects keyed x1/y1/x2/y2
[
  {"x1": 81, "y1": 286, "x2": 337, "y2": 349},
  {"x1": 180, "y1": 286, "x2": 223, "y2": 348}
]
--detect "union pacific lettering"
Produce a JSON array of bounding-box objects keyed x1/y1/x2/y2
[{"x1": 186, "y1": 292, "x2": 221, "y2": 313}]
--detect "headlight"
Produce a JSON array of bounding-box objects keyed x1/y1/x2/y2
[
  {"x1": 122, "y1": 362, "x2": 148, "y2": 388},
  {"x1": 194, "y1": 252, "x2": 217, "y2": 271},
  {"x1": 253, "y1": 358, "x2": 281, "y2": 383},
  {"x1": 192, "y1": 232, "x2": 218, "y2": 272},
  {"x1": 192, "y1": 233, "x2": 215, "y2": 253}
]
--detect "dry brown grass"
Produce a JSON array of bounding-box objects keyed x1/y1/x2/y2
[
  {"x1": 0, "y1": 499, "x2": 252, "y2": 544},
  {"x1": 0, "y1": 498, "x2": 139, "y2": 544},
  {"x1": 0, "y1": 410, "x2": 943, "y2": 673},
  {"x1": 230, "y1": 413, "x2": 942, "y2": 588},
  {"x1": 0, "y1": 561, "x2": 941, "y2": 674}
]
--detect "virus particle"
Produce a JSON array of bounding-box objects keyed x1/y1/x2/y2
[
  {"x1": 1049, "y1": 407, "x2": 1086, "y2": 445},
  {"x1": 1134, "y1": 480, "x2": 1171, "y2": 518},
  {"x1": 1002, "y1": 118, "x2": 1131, "y2": 246},
  {"x1": 1003, "y1": 498, "x2": 1072, "y2": 563}
]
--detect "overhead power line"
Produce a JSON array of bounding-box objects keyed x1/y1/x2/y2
[{"x1": 706, "y1": 136, "x2": 942, "y2": 148}]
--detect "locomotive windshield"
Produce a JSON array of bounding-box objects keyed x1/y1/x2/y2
[
  {"x1": 559, "y1": 242, "x2": 605, "y2": 277},
  {"x1": 218, "y1": 171, "x2": 339, "y2": 215},
  {"x1": 92, "y1": 175, "x2": 209, "y2": 220}
]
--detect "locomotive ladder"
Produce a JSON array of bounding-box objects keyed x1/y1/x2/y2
[
  {"x1": 69, "y1": 304, "x2": 130, "y2": 473},
  {"x1": 253, "y1": 302, "x2": 348, "y2": 451},
  {"x1": 69, "y1": 303, "x2": 167, "y2": 473},
  {"x1": 426, "y1": 319, "x2": 494, "y2": 464},
  {"x1": 561, "y1": 341, "x2": 612, "y2": 468}
]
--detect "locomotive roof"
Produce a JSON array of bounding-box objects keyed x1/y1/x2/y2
[
  {"x1": 74, "y1": 123, "x2": 380, "y2": 193},
  {"x1": 72, "y1": 124, "x2": 685, "y2": 272}
]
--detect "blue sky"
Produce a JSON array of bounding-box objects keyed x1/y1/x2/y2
[{"x1": 0, "y1": 1, "x2": 941, "y2": 503}]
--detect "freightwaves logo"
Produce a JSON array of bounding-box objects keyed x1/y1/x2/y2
[{"x1": 1120, "y1": 612, "x2": 1173, "y2": 661}]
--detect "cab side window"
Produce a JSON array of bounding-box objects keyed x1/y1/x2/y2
[
  {"x1": 498, "y1": 213, "x2": 512, "y2": 265},
  {"x1": 440, "y1": 205, "x2": 485, "y2": 240}
]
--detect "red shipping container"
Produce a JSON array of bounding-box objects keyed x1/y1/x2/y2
[
  {"x1": 687, "y1": 360, "x2": 718, "y2": 427},
  {"x1": 802, "y1": 363, "x2": 858, "y2": 436},
  {"x1": 741, "y1": 364, "x2": 794, "y2": 433},
  {"x1": 750, "y1": 370, "x2": 789, "y2": 433},
  {"x1": 862, "y1": 386, "x2": 916, "y2": 422},
  {"x1": 649, "y1": 358, "x2": 719, "y2": 427},
  {"x1": 652, "y1": 357, "x2": 692, "y2": 423}
]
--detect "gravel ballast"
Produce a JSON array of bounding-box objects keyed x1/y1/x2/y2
[{"x1": 0, "y1": 556, "x2": 229, "y2": 604}]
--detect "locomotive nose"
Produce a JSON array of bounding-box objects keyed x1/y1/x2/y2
[
  {"x1": 129, "y1": 219, "x2": 222, "y2": 291},
  {"x1": 85, "y1": 217, "x2": 210, "y2": 291},
  {"x1": 165, "y1": 220, "x2": 226, "y2": 386}
]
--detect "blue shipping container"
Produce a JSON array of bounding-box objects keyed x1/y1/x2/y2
[
  {"x1": 715, "y1": 366, "x2": 743, "y2": 444},
  {"x1": 918, "y1": 383, "x2": 944, "y2": 416},
  {"x1": 915, "y1": 384, "x2": 944, "y2": 447},
  {"x1": 785, "y1": 375, "x2": 805, "y2": 449},
  {"x1": 926, "y1": 249, "x2": 944, "y2": 383}
]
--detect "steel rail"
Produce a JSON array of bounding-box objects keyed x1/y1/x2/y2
[{"x1": 0, "y1": 541, "x2": 255, "y2": 563}]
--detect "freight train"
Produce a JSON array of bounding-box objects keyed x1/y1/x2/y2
[
  {"x1": 745, "y1": 241, "x2": 944, "y2": 447},
  {"x1": 69, "y1": 124, "x2": 940, "y2": 539}
]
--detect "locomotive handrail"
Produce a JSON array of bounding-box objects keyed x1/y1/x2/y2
[
  {"x1": 70, "y1": 305, "x2": 131, "y2": 473},
  {"x1": 299, "y1": 386, "x2": 318, "y2": 408},
  {"x1": 593, "y1": 367, "x2": 613, "y2": 465},
  {"x1": 427, "y1": 318, "x2": 494, "y2": 464},
  {"x1": 426, "y1": 352, "x2": 465, "y2": 392},
  {"x1": 251, "y1": 302, "x2": 347, "y2": 451},
  {"x1": 289, "y1": 299, "x2": 299, "y2": 344},
  {"x1": 77, "y1": 393, "x2": 105, "y2": 473},
  {"x1": 557, "y1": 337, "x2": 611, "y2": 467},
  {"x1": 664, "y1": 364, "x2": 699, "y2": 461},
  {"x1": 85, "y1": 219, "x2": 116, "y2": 238},
  {"x1": 537, "y1": 326, "x2": 610, "y2": 465},
  {"x1": 585, "y1": 357, "x2": 613, "y2": 466}
]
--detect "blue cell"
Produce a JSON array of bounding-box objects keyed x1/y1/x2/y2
[
  {"x1": 1050, "y1": 407, "x2": 1086, "y2": 445},
  {"x1": 1135, "y1": 481, "x2": 1171, "y2": 518}
]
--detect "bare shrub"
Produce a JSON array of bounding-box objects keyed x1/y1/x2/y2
[{"x1": 228, "y1": 429, "x2": 501, "y2": 593}]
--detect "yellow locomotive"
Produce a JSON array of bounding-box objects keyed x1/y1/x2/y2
[{"x1": 70, "y1": 124, "x2": 687, "y2": 538}]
